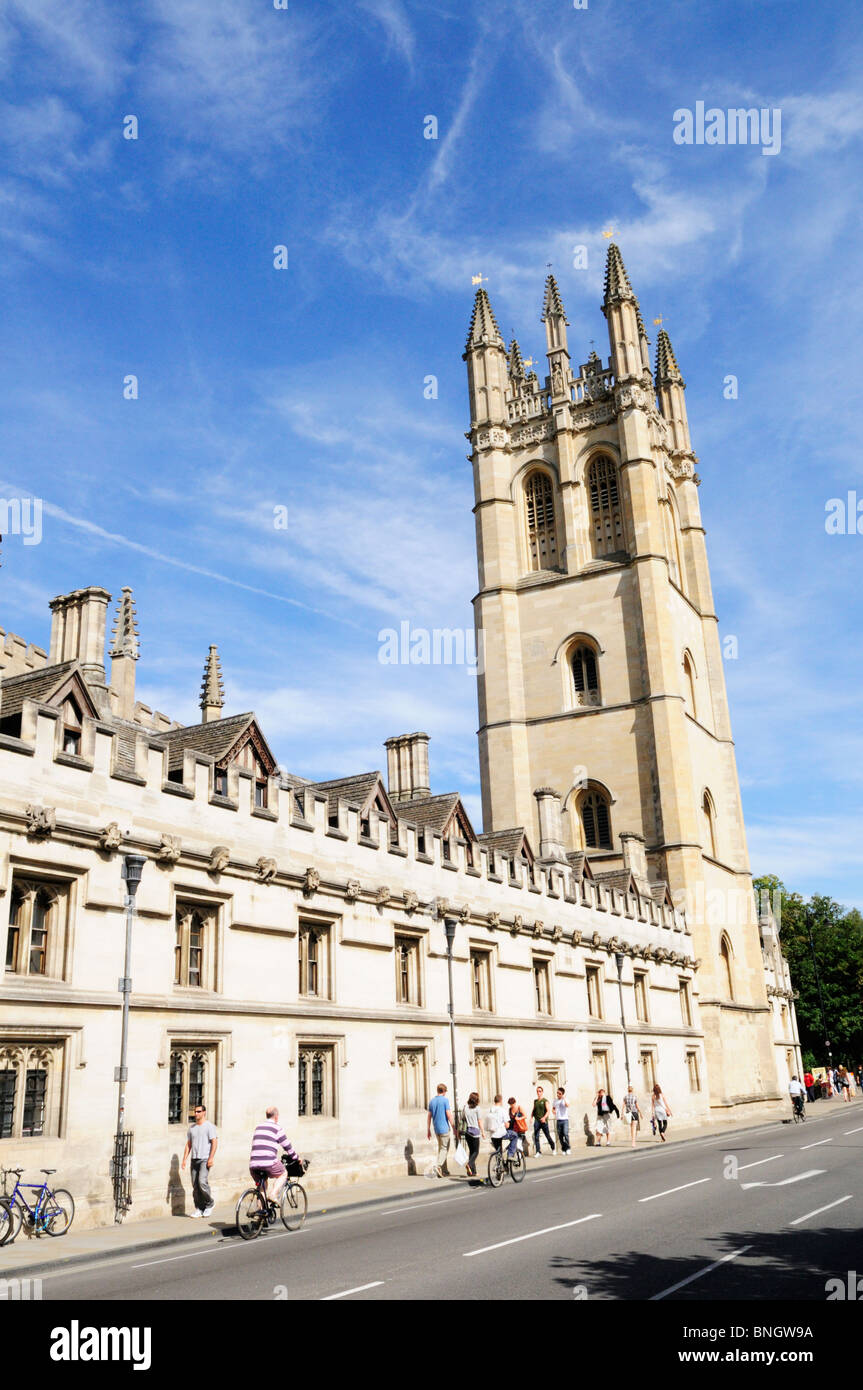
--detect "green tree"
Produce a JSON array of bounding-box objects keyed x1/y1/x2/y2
[{"x1": 754, "y1": 875, "x2": 863, "y2": 1068}]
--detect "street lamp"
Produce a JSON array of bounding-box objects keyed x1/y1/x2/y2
[
  {"x1": 804, "y1": 906, "x2": 832, "y2": 1076},
  {"x1": 614, "y1": 952, "x2": 632, "y2": 1091},
  {"x1": 444, "y1": 918, "x2": 460, "y2": 1152},
  {"x1": 114, "y1": 853, "x2": 146, "y2": 1222}
]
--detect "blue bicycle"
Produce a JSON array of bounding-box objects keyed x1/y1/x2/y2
[{"x1": 1, "y1": 1166, "x2": 75, "y2": 1242}]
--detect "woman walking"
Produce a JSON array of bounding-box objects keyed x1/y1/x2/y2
[
  {"x1": 623, "y1": 1085, "x2": 641, "y2": 1148},
  {"x1": 462, "y1": 1092, "x2": 484, "y2": 1177},
  {"x1": 651, "y1": 1083, "x2": 672, "y2": 1141},
  {"x1": 593, "y1": 1088, "x2": 619, "y2": 1147}
]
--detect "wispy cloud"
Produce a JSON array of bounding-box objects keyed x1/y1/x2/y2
[{"x1": 358, "y1": 0, "x2": 415, "y2": 71}]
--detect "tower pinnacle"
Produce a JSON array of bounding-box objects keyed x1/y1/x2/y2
[
  {"x1": 464, "y1": 287, "x2": 504, "y2": 353},
  {"x1": 508, "y1": 337, "x2": 525, "y2": 381},
  {"x1": 602, "y1": 243, "x2": 636, "y2": 309},
  {"x1": 541, "y1": 273, "x2": 569, "y2": 325},
  {"x1": 109, "y1": 587, "x2": 140, "y2": 661},
  {"x1": 655, "y1": 328, "x2": 684, "y2": 385},
  {"x1": 200, "y1": 645, "x2": 225, "y2": 724}
]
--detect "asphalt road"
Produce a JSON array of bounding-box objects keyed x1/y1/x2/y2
[{"x1": 43, "y1": 1103, "x2": 863, "y2": 1301}]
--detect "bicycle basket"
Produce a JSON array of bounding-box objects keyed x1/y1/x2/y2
[{"x1": 283, "y1": 1157, "x2": 309, "y2": 1177}]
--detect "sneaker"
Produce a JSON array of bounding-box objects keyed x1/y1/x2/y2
[
  {"x1": 190, "y1": 1209, "x2": 202, "y2": 1218},
  {"x1": 202, "y1": 1204, "x2": 215, "y2": 1217}
]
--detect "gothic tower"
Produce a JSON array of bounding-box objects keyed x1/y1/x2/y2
[{"x1": 464, "y1": 247, "x2": 779, "y2": 1115}]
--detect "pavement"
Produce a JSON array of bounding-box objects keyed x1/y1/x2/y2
[{"x1": 2, "y1": 1100, "x2": 853, "y2": 1286}]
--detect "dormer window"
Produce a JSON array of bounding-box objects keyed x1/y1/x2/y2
[
  {"x1": 255, "y1": 778, "x2": 268, "y2": 809},
  {"x1": 60, "y1": 696, "x2": 82, "y2": 755},
  {"x1": 214, "y1": 770, "x2": 228, "y2": 797}
]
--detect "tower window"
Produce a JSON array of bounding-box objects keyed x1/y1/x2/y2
[
  {"x1": 701, "y1": 790, "x2": 717, "y2": 859},
  {"x1": 580, "y1": 788, "x2": 612, "y2": 850},
  {"x1": 587, "y1": 455, "x2": 624, "y2": 558},
  {"x1": 682, "y1": 652, "x2": 697, "y2": 720},
  {"x1": 525, "y1": 471, "x2": 558, "y2": 572},
  {"x1": 720, "y1": 934, "x2": 734, "y2": 1000},
  {"x1": 571, "y1": 644, "x2": 600, "y2": 707}
]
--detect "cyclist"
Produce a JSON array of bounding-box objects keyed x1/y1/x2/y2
[
  {"x1": 788, "y1": 1075, "x2": 806, "y2": 1118},
  {"x1": 249, "y1": 1105, "x2": 300, "y2": 1220},
  {"x1": 503, "y1": 1096, "x2": 528, "y2": 1160}
]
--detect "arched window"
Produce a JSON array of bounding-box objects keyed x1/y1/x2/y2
[
  {"x1": 587, "y1": 455, "x2": 624, "y2": 558},
  {"x1": 571, "y1": 643, "x2": 600, "y2": 707},
  {"x1": 682, "y1": 652, "x2": 697, "y2": 720},
  {"x1": 525, "y1": 471, "x2": 558, "y2": 572},
  {"x1": 579, "y1": 786, "x2": 613, "y2": 850},
  {"x1": 60, "y1": 696, "x2": 82, "y2": 755},
  {"x1": 720, "y1": 934, "x2": 734, "y2": 999},
  {"x1": 701, "y1": 790, "x2": 717, "y2": 859},
  {"x1": 667, "y1": 496, "x2": 686, "y2": 593}
]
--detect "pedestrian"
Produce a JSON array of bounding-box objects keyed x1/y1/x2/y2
[
  {"x1": 181, "y1": 1102, "x2": 218, "y2": 1218},
  {"x1": 487, "y1": 1093, "x2": 508, "y2": 1155},
  {"x1": 856, "y1": 1064, "x2": 863, "y2": 1095},
  {"x1": 623, "y1": 1085, "x2": 641, "y2": 1148},
  {"x1": 593, "y1": 1087, "x2": 619, "y2": 1147},
  {"x1": 505, "y1": 1096, "x2": 528, "y2": 1160},
  {"x1": 461, "y1": 1091, "x2": 484, "y2": 1177},
  {"x1": 427, "y1": 1082, "x2": 454, "y2": 1177},
  {"x1": 553, "y1": 1087, "x2": 571, "y2": 1153},
  {"x1": 839, "y1": 1066, "x2": 851, "y2": 1102},
  {"x1": 532, "y1": 1085, "x2": 556, "y2": 1155},
  {"x1": 803, "y1": 1069, "x2": 815, "y2": 1103},
  {"x1": 651, "y1": 1083, "x2": 672, "y2": 1141}
]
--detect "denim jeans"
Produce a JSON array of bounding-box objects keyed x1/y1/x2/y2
[
  {"x1": 555, "y1": 1119, "x2": 570, "y2": 1152},
  {"x1": 190, "y1": 1158, "x2": 212, "y2": 1212},
  {"x1": 533, "y1": 1119, "x2": 555, "y2": 1152},
  {"x1": 504, "y1": 1127, "x2": 521, "y2": 1158}
]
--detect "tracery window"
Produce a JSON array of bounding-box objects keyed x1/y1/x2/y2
[
  {"x1": 571, "y1": 643, "x2": 600, "y2": 706},
  {"x1": 580, "y1": 787, "x2": 613, "y2": 850},
  {"x1": 525, "y1": 471, "x2": 558, "y2": 572},
  {"x1": 0, "y1": 1043, "x2": 61, "y2": 1139},
  {"x1": 588, "y1": 455, "x2": 624, "y2": 557}
]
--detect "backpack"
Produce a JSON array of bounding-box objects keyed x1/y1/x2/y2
[{"x1": 512, "y1": 1107, "x2": 528, "y2": 1134}]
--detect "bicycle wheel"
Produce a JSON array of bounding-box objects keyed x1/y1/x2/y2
[
  {"x1": 44, "y1": 1189, "x2": 75, "y2": 1237},
  {"x1": 0, "y1": 1198, "x2": 18, "y2": 1246},
  {"x1": 510, "y1": 1150, "x2": 527, "y2": 1183},
  {"x1": 236, "y1": 1187, "x2": 267, "y2": 1240},
  {"x1": 280, "y1": 1181, "x2": 307, "y2": 1232},
  {"x1": 487, "y1": 1150, "x2": 505, "y2": 1188}
]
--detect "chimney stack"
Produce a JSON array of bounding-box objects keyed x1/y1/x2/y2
[
  {"x1": 49, "y1": 587, "x2": 111, "y2": 686},
  {"x1": 620, "y1": 831, "x2": 649, "y2": 883},
  {"x1": 534, "y1": 787, "x2": 567, "y2": 863},
  {"x1": 384, "y1": 732, "x2": 430, "y2": 803}
]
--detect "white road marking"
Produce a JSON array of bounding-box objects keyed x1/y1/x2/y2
[
  {"x1": 650, "y1": 1246, "x2": 751, "y2": 1301},
  {"x1": 844, "y1": 1127, "x2": 863, "y2": 1136},
  {"x1": 800, "y1": 1138, "x2": 833, "y2": 1150},
  {"x1": 322, "y1": 1281, "x2": 384, "y2": 1300},
  {"x1": 377, "y1": 1197, "x2": 466, "y2": 1214},
  {"x1": 132, "y1": 1245, "x2": 225, "y2": 1269},
  {"x1": 740, "y1": 1169, "x2": 824, "y2": 1191},
  {"x1": 638, "y1": 1177, "x2": 711, "y2": 1203},
  {"x1": 463, "y1": 1213, "x2": 601, "y2": 1257},
  {"x1": 789, "y1": 1195, "x2": 853, "y2": 1226},
  {"x1": 737, "y1": 1154, "x2": 783, "y2": 1172}
]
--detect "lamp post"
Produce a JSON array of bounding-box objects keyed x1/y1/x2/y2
[
  {"x1": 804, "y1": 906, "x2": 832, "y2": 1076},
  {"x1": 614, "y1": 952, "x2": 632, "y2": 1091},
  {"x1": 444, "y1": 918, "x2": 459, "y2": 1147},
  {"x1": 115, "y1": 854, "x2": 145, "y2": 1221}
]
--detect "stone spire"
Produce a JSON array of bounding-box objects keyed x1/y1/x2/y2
[
  {"x1": 508, "y1": 337, "x2": 525, "y2": 381},
  {"x1": 200, "y1": 645, "x2": 225, "y2": 724},
  {"x1": 602, "y1": 243, "x2": 636, "y2": 308},
  {"x1": 655, "y1": 328, "x2": 684, "y2": 385},
  {"x1": 541, "y1": 273, "x2": 569, "y2": 326},
  {"x1": 109, "y1": 587, "x2": 140, "y2": 660},
  {"x1": 464, "y1": 287, "x2": 504, "y2": 353}
]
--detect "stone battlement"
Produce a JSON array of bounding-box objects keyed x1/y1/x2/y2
[{"x1": 0, "y1": 626, "x2": 47, "y2": 678}]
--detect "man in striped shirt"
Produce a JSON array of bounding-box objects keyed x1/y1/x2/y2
[{"x1": 249, "y1": 1106, "x2": 299, "y2": 1212}]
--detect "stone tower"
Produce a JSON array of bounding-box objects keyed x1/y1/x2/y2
[{"x1": 464, "y1": 246, "x2": 779, "y2": 1115}]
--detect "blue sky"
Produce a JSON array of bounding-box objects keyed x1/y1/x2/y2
[{"x1": 0, "y1": 0, "x2": 861, "y2": 906}]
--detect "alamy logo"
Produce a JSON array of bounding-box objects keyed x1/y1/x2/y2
[
  {"x1": 0, "y1": 496, "x2": 42, "y2": 546},
  {"x1": 826, "y1": 1272, "x2": 863, "y2": 1300},
  {"x1": 673, "y1": 102, "x2": 781, "y2": 155},
  {"x1": 378, "y1": 622, "x2": 485, "y2": 676},
  {"x1": 50, "y1": 1322, "x2": 151, "y2": 1372}
]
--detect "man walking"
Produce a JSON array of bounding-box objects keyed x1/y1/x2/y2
[
  {"x1": 427, "y1": 1082, "x2": 454, "y2": 1177},
  {"x1": 553, "y1": 1087, "x2": 571, "y2": 1153},
  {"x1": 181, "y1": 1103, "x2": 218, "y2": 1217},
  {"x1": 532, "y1": 1085, "x2": 555, "y2": 1155}
]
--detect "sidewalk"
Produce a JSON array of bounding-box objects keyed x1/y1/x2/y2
[{"x1": 0, "y1": 1105, "x2": 831, "y2": 1281}]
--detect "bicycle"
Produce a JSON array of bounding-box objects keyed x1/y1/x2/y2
[
  {"x1": 235, "y1": 1155, "x2": 309, "y2": 1240},
  {"x1": 0, "y1": 1197, "x2": 16, "y2": 1246},
  {"x1": 488, "y1": 1139, "x2": 527, "y2": 1187},
  {"x1": 1, "y1": 1167, "x2": 75, "y2": 1241},
  {"x1": 791, "y1": 1095, "x2": 806, "y2": 1124}
]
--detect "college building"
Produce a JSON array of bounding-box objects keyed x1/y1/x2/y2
[{"x1": 0, "y1": 245, "x2": 799, "y2": 1226}]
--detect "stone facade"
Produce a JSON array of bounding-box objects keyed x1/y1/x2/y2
[{"x1": 0, "y1": 248, "x2": 796, "y2": 1226}]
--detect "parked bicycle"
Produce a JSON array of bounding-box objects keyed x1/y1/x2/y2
[
  {"x1": 235, "y1": 1155, "x2": 309, "y2": 1239},
  {"x1": 0, "y1": 1196, "x2": 16, "y2": 1246},
  {"x1": 488, "y1": 1141, "x2": 527, "y2": 1187},
  {"x1": 1, "y1": 1167, "x2": 75, "y2": 1241}
]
